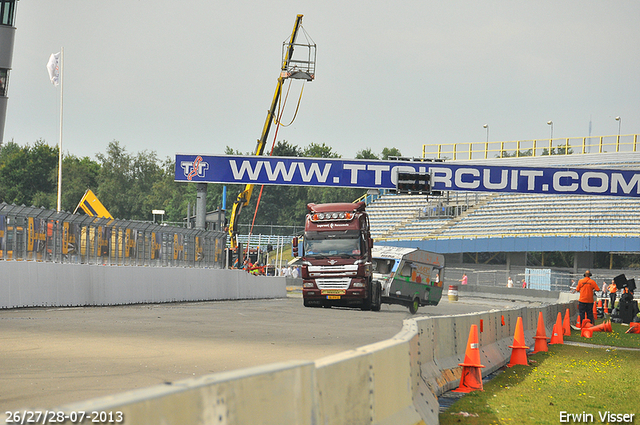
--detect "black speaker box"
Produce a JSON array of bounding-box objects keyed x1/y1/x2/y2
[
  {"x1": 618, "y1": 298, "x2": 639, "y2": 324},
  {"x1": 627, "y1": 278, "x2": 636, "y2": 292},
  {"x1": 614, "y1": 274, "x2": 627, "y2": 288}
]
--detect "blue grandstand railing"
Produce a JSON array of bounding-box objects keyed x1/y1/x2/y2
[
  {"x1": 423, "y1": 133, "x2": 639, "y2": 160},
  {"x1": 354, "y1": 189, "x2": 391, "y2": 205},
  {"x1": 376, "y1": 231, "x2": 640, "y2": 242}
]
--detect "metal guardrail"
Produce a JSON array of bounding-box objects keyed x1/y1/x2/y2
[
  {"x1": 0, "y1": 203, "x2": 226, "y2": 268},
  {"x1": 233, "y1": 233, "x2": 292, "y2": 248},
  {"x1": 423, "y1": 134, "x2": 639, "y2": 160}
]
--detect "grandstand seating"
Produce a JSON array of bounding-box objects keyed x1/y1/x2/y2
[
  {"x1": 367, "y1": 194, "x2": 430, "y2": 238},
  {"x1": 368, "y1": 152, "x2": 640, "y2": 242},
  {"x1": 370, "y1": 191, "x2": 640, "y2": 241}
]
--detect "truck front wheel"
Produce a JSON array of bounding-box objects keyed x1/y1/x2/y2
[
  {"x1": 371, "y1": 281, "x2": 382, "y2": 312},
  {"x1": 361, "y1": 280, "x2": 373, "y2": 311}
]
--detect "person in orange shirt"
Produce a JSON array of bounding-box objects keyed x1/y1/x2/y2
[
  {"x1": 608, "y1": 279, "x2": 618, "y2": 313},
  {"x1": 572, "y1": 270, "x2": 600, "y2": 325}
]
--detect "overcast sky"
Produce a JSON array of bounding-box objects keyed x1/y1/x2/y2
[{"x1": 4, "y1": 1, "x2": 640, "y2": 162}]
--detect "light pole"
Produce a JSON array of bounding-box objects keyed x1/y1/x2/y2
[
  {"x1": 547, "y1": 120, "x2": 553, "y2": 140},
  {"x1": 615, "y1": 116, "x2": 621, "y2": 136},
  {"x1": 482, "y1": 124, "x2": 490, "y2": 159}
]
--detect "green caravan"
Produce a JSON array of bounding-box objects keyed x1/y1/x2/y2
[{"x1": 372, "y1": 246, "x2": 445, "y2": 314}]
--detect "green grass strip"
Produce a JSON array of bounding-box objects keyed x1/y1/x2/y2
[
  {"x1": 564, "y1": 321, "x2": 640, "y2": 349},
  {"x1": 440, "y1": 322, "x2": 640, "y2": 425}
]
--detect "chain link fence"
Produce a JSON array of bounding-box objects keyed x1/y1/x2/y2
[
  {"x1": 446, "y1": 267, "x2": 576, "y2": 292},
  {"x1": 0, "y1": 203, "x2": 226, "y2": 268},
  {"x1": 446, "y1": 266, "x2": 637, "y2": 294}
]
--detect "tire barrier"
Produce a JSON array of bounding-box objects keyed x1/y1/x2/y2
[
  {"x1": 447, "y1": 285, "x2": 458, "y2": 302},
  {"x1": 43, "y1": 298, "x2": 576, "y2": 425}
]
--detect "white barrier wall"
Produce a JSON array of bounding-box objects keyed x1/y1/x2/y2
[
  {"x1": 43, "y1": 299, "x2": 576, "y2": 425},
  {"x1": 58, "y1": 361, "x2": 319, "y2": 425},
  {"x1": 411, "y1": 303, "x2": 575, "y2": 424},
  {"x1": 0, "y1": 262, "x2": 286, "y2": 308}
]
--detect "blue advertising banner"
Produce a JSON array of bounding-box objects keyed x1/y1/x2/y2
[{"x1": 175, "y1": 154, "x2": 640, "y2": 197}]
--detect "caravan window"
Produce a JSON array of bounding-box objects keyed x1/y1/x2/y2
[
  {"x1": 372, "y1": 258, "x2": 394, "y2": 275},
  {"x1": 399, "y1": 262, "x2": 413, "y2": 277},
  {"x1": 432, "y1": 267, "x2": 442, "y2": 284}
]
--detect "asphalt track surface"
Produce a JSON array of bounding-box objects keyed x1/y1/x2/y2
[{"x1": 0, "y1": 292, "x2": 542, "y2": 412}]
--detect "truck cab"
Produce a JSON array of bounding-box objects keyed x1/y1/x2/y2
[{"x1": 297, "y1": 202, "x2": 382, "y2": 310}]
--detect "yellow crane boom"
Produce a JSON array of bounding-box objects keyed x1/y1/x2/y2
[
  {"x1": 228, "y1": 14, "x2": 311, "y2": 250},
  {"x1": 73, "y1": 189, "x2": 113, "y2": 219}
]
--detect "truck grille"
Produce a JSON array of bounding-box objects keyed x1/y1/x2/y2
[
  {"x1": 308, "y1": 265, "x2": 358, "y2": 273},
  {"x1": 316, "y1": 278, "x2": 351, "y2": 290}
]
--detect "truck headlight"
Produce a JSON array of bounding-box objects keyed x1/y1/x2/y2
[
  {"x1": 303, "y1": 282, "x2": 315, "y2": 288},
  {"x1": 352, "y1": 281, "x2": 365, "y2": 288}
]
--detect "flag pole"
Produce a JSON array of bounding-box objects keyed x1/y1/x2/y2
[{"x1": 56, "y1": 47, "x2": 64, "y2": 212}]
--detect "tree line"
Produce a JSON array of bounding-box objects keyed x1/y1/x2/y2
[{"x1": 0, "y1": 139, "x2": 401, "y2": 232}]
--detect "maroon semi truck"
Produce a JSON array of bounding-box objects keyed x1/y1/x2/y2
[{"x1": 293, "y1": 202, "x2": 382, "y2": 310}]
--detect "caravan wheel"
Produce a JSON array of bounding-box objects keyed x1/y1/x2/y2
[{"x1": 409, "y1": 297, "x2": 420, "y2": 315}]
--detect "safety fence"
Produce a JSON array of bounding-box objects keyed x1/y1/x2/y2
[
  {"x1": 446, "y1": 267, "x2": 636, "y2": 293},
  {"x1": 423, "y1": 133, "x2": 639, "y2": 160},
  {"x1": 0, "y1": 203, "x2": 226, "y2": 268},
  {"x1": 446, "y1": 267, "x2": 574, "y2": 291},
  {"x1": 235, "y1": 223, "x2": 304, "y2": 237},
  {"x1": 234, "y1": 233, "x2": 292, "y2": 249}
]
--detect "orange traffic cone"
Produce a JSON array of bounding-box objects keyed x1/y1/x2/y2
[
  {"x1": 501, "y1": 315, "x2": 505, "y2": 326},
  {"x1": 563, "y1": 309, "x2": 571, "y2": 336},
  {"x1": 580, "y1": 319, "x2": 593, "y2": 338},
  {"x1": 593, "y1": 301, "x2": 598, "y2": 319},
  {"x1": 533, "y1": 311, "x2": 548, "y2": 354},
  {"x1": 549, "y1": 322, "x2": 564, "y2": 344},
  {"x1": 604, "y1": 299, "x2": 609, "y2": 315},
  {"x1": 453, "y1": 324, "x2": 485, "y2": 393},
  {"x1": 625, "y1": 323, "x2": 640, "y2": 334},
  {"x1": 577, "y1": 315, "x2": 582, "y2": 328},
  {"x1": 507, "y1": 317, "x2": 529, "y2": 367},
  {"x1": 590, "y1": 320, "x2": 612, "y2": 333}
]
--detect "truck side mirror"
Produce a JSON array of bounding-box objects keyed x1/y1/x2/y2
[
  {"x1": 369, "y1": 238, "x2": 374, "y2": 250},
  {"x1": 292, "y1": 237, "x2": 298, "y2": 257}
]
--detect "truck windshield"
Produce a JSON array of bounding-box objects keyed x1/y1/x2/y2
[{"x1": 304, "y1": 237, "x2": 361, "y2": 257}]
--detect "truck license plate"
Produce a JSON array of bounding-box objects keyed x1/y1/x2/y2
[
  {"x1": 327, "y1": 295, "x2": 341, "y2": 300},
  {"x1": 321, "y1": 289, "x2": 346, "y2": 295}
]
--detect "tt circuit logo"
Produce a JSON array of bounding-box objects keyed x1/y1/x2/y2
[{"x1": 181, "y1": 156, "x2": 210, "y2": 181}]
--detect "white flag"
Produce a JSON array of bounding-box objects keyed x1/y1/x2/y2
[{"x1": 47, "y1": 52, "x2": 60, "y2": 86}]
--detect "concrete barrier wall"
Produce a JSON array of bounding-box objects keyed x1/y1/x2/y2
[
  {"x1": 0, "y1": 262, "x2": 286, "y2": 309},
  {"x1": 412, "y1": 302, "x2": 576, "y2": 424},
  {"x1": 39, "y1": 296, "x2": 577, "y2": 425},
  {"x1": 315, "y1": 337, "x2": 423, "y2": 425},
  {"x1": 57, "y1": 361, "x2": 319, "y2": 425}
]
